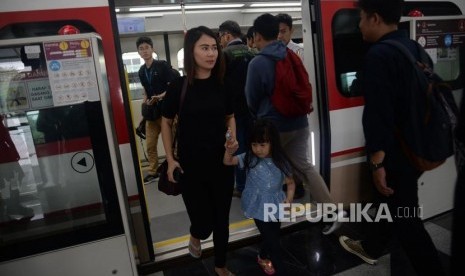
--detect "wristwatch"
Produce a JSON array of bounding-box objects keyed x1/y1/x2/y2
[{"x1": 368, "y1": 160, "x2": 384, "y2": 172}]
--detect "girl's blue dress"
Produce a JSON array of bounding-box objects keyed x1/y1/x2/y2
[{"x1": 237, "y1": 153, "x2": 286, "y2": 221}]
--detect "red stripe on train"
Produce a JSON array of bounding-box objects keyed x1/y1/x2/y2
[
  {"x1": 35, "y1": 137, "x2": 92, "y2": 157},
  {"x1": 331, "y1": 146, "x2": 365, "y2": 158}
]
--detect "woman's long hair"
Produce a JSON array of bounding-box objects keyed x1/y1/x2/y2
[
  {"x1": 183, "y1": 26, "x2": 225, "y2": 85},
  {"x1": 244, "y1": 119, "x2": 301, "y2": 178}
]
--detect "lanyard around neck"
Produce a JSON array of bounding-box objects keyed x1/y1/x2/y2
[{"x1": 145, "y1": 65, "x2": 153, "y2": 85}]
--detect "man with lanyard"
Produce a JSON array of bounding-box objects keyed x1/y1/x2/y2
[
  {"x1": 137, "y1": 36, "x2": 177, "y2": 183},
  {"x1": 218, "y1": 20, "x2": 255, "y2": 197}
]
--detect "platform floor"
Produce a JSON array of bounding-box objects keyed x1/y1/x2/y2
[{"x1": 145, "y1": 211, "x2": 452, "y2": 276}]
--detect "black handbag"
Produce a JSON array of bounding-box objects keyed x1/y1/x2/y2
[
  {"x1": 141, "y1": 101, "x2": 161, "y2": 121},
  {"x1": 157, "y1": 78, "x2": 188, "y2": 196},
  {"x1": 157, "y1": 160, "x2": 182, "y2": 195}
]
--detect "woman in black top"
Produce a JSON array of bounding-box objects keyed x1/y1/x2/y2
[{"x1": 161, "y1": 26, "x2": 237, "y2": 276}]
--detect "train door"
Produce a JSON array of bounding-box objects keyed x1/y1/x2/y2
[
  {"x1": 0, "y1": 34, "x2": 137, "y2": 275},
  {"x1": 305, "y1": 0, "x2": 464, "y2": 218},
  {"x1": 0, "y1": 0, "x2": 153, "y2": 273}
]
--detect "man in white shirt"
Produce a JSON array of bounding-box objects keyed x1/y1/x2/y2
[{"x1": 276, "y1": 13, "x2": 304, "y2": 61}]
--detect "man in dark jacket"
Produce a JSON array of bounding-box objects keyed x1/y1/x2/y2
[
  {"x1": 218, "y1": 20, "x2": 255, "y2": 197},
  {"x1": 137, "y1": 36, "x2": 177, "y2": 183},
  {"x1": 339, "y1": 1, "x2": 444, "y2": 275}
]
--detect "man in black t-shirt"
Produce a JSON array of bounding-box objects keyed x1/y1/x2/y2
[{"x1": 136, "y1": 37, "x2": 177, "y2": 183}]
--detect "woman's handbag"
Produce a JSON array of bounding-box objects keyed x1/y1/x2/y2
[
  {"x1": 157, "y1": 78, "x2": 188, "y2": 196},
  {"x1": 157, "y1": 161, "x2": 182, "y2": 195}
]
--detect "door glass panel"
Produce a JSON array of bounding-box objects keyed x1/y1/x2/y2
[{"x1": 0, "y1": 38, "x2": 123, "y2": 261}]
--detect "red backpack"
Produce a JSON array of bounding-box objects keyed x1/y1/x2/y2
[{"x1": 271, "y1": 48, "x2": 313, "y2": 117}]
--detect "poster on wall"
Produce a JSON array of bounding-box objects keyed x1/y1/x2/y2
[{"x1": 44, "y1": 39, "x2": 99, "y2": 106}]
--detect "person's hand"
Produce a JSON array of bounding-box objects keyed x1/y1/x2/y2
[
  {"x1": 283, "y1": 198, "x2": 292, "y2": 214},
  {"x1": 147, "y1": 95, "x2": 162, "y2": 105},
  {"x1": 372, "y1": 167, "x2": 394, "y2": 196},
  {"x1": 167, "y1": 160, "x2": 183, "y2": 183},
  {"x1": 224, "y1": 128, "x2": 239, "y2": 155}
]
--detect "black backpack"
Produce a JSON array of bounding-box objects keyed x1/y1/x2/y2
[{"x1": 382, "y1": 39, "x2": 458, "y2": 171}]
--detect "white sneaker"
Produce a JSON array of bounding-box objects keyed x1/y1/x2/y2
[{"x1": 322, "y1": 210, "x2": 347, "y2": 235}]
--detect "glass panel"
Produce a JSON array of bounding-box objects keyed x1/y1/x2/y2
[
  {"x1": 1, "y1": 109, "x2": 106, "y2": 245},
  {"x1": 0, "y1": 42, "x2": 115, "y2": 252},
  {"x1": 433, "y1": 46, "x2": 461, "y2": 81}
]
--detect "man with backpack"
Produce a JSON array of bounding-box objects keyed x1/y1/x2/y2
[
  {"x1": 245, "y1": 13, "x2": 345, "y2": 234},
  {"x1": 137, "y1": 36, "x2": 178, "y2": 183},
  {"x1": 218, "y1": 20, "x2": 255, "y2": 197},
  {"x1": 338, "y1": 1, "x2": 445, "y2": 274}
]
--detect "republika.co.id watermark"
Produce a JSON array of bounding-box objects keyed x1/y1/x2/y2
[{"x1": 263, "y1": 203, "x2": 423, "y2": 222}]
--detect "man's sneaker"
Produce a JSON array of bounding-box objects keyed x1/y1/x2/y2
[
  {"x1": 339, "y1": 235, "x2": 378, "y2": 265},
  {"x1": 144, "y1": 173, "x2": 159, "y2": 183}
]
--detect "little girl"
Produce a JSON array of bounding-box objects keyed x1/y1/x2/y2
[{"x1": 224, "y1": 119, "x2": 296, "y2": 275}]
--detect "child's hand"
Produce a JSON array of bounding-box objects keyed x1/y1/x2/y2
[{"x1": 283, "y1": 198, "x2": 292, "y2": 213}]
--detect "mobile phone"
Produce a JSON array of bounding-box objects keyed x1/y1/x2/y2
[{"x1": 173, "y1": 167, "x2": 182, "y2": 182}]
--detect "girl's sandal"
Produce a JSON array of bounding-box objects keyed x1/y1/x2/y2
[
  {"x1": 188, "y1": 239, "x2": 201, "y2": 259},
  {"x1": 257, "y1": 255, "x2": 275, "y2": 275}
]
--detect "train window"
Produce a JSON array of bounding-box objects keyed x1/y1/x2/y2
[
  {"x1": 332, "y1": 8, "x2": 367, "y2": 97},
  {"x1": 333, "y1": 3, "x2": 464, "y2": 97},
  {"x1": 177, "y1": 48, "x2": 184, "y2": 70}
]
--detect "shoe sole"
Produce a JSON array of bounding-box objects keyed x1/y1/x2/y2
[
  {"x1": 144, "y1": 175, "x2": 158, "y2": 183},
  {"x1": 339, "y1": 236, "x2": 377, "y2": 265}
]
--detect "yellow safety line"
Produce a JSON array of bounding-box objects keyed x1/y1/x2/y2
[
  {"x1": 154, "y1": 218, "x2": 255, "y2": 248},
  {"x1": 153, "y1": 204, "x2": 313, "y2": 248}
]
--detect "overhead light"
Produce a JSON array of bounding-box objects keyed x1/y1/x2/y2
[
  {"x1": 187, "y1": 4, "x2": 244, "y2": 9},
  {"x1": 115, "y1": 8, "x2": 120, "y2": 12},
  {"x1": 129, "y1": 4, "x2": 244, "y2": 12},
  {"x1": 242, "y1": 7, "x2": 301, "y2": 13},
  {"x1": 250, "y1": 2, "x2": 301, "y2": 7},
  {"x1": 129, "y1": 6, "x2": 179, "y2": 12}
]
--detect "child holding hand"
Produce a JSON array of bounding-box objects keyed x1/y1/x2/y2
[{"x1": 224, "y1": 119, "x2": 296, "y2": 275}]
